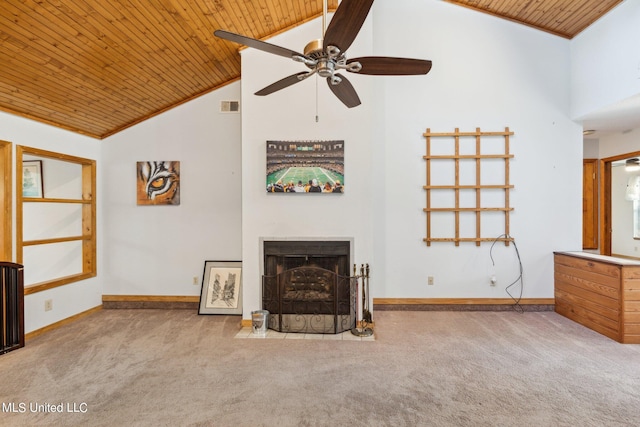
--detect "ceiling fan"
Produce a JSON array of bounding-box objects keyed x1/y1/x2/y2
[{"x1": 214, "y1": 0, "x2": 432, "y2": 108}]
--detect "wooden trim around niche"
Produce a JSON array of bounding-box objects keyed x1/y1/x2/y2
[
  {"x1": 17, "y1": 145, "x2": 97, "y2": 293},
  {"x1": 0, "y1": 140, "x2": 11, "y2": 261}
]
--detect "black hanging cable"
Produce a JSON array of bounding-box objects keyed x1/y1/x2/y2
[{"x1": 490, "y1": 234, "x2": 524, "y2": 313}]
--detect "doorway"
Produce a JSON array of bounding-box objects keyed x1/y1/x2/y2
[{"x1": 600, "y1": 150, "x2": 640, "y2": 256}]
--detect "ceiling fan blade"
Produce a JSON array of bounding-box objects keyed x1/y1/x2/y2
[
  {"x1": 327, "y1": 73, "x2": 361, "y2": 108},
  {"x1": 255, "y1": 72, "x2": 311, "y2": 96},
  {"x1": 348, "y1": 57, "x2": 433, "y2": 75},
  {"x1": 214, "y1": 29, "x2": 309, "y2": 60},
  {"x1": 323, "y1": 0, "x2": 374, "y2": 54}
]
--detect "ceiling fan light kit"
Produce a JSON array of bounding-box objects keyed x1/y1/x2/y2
[{"x1": 214, "y1": 0, "x2": 432, "y2": 108}]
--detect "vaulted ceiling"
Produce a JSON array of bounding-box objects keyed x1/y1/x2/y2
[
  {"x1": 444, "y1": 0, "x2": 621, "y2": 39},
  {"x1": 0, "y1": 0, "x2": 623, "y2": 139}
]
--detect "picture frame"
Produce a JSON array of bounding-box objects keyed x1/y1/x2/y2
[
  {"x1": 136, "y1": 161, "x2": 181, "y2": 205},
  {"x1": 198, "y1": 261, "x2": 243, "y2": 315},
  {"x1": 23, "y1": 160, "x2": 44, "y2": 198},
  {"x1": 266, "y1": 140, "x2": 345, "y2": 194}
]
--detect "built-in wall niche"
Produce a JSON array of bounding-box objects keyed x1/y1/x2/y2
[{"x1": 16, "y1": 146, "x2": 96, "y2": 294}]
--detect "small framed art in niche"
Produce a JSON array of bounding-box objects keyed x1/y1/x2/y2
[
  {"x1": 136, "y1": 161, "x2": 180, "y2": 205},
  {"x1": 23, "y1": 160, "x2": 44, "y2": 198},
  {"x1": 266, "y1": 140, "x2": 344, "y2": 193}
]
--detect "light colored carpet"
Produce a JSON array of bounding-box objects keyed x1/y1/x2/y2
[{"x1": 1, "y1": 309, "x2": 639, "y2": 426}]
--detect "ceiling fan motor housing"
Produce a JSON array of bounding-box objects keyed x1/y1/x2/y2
[
  {"x1": 304, "y1": 39, "x2": 337, "y2": 78},
  {"x1": 303, "y1": 39, "x2": 324, "y2": 59}
]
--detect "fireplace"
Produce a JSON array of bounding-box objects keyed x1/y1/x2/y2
[{"x1": 262, "y1": 240, "x2": 356, "y2": 334}]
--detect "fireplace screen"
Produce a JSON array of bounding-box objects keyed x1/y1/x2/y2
[
  {"x1": 262, "y1": 266, "x2": 356, "y2": 334},
  {"x1": 262, "y1": 240, "x2": 355, "y2": 334}
]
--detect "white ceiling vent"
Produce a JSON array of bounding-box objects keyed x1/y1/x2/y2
[{"x1": 220, "y1": 100, "x2": 240, "y2": 113}]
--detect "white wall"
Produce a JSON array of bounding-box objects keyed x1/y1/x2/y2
[
  {"x1": 573, "y1": 1, "x2": 640, "y2": 256},
  {"x1": 598, "y1": 128, "x2": 640, "y2": 159},
  {"x1": 5, "y1": 0, "x2": 604, "y2": 330},
  {"x1": 375, "y1": 0, "x2": 581, "y2": 299},
  {"x1": 101, "y1": 83, "x2": 242, "y2": 296},
  {"x1": 0, "y1": 111, "x2": 102, "y2": 333},
  {"x1": 240, "y1": 14, "x2": 377, "y2": 317},
  {"x1": 571, "y1": 0, "x2": 640, "y2": 120},
  {"x1": 584, "y1": 139, "x2": 600, "y2": 158},
  {"x1": 240, "y1": 0, "x2": 582, "y2": 319}
]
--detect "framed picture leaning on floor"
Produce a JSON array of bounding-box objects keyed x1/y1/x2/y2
[{"x1": 198, "y1": 261, "x2": 242, "y2": 315}]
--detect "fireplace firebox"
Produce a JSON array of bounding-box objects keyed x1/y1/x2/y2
[{"x1": 262, "y1": 240, "x2": 356, "y2": 334}]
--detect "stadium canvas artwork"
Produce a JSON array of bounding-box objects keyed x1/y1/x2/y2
[{"x1": 266, "y1": 140, "x2": 345, "y2": 193}]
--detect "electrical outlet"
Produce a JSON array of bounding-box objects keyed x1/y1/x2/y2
[
  {"x1": 44, "y1": 299, "x2": 53, "y2": 311},
  {"x1": 428, "y1": 276, "x2": 434, "y2": 286},
  {"x1": 193, "y1": 276, "x2": 199, "y2": 285}
]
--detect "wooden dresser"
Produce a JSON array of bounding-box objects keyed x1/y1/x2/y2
[{"x1": 554, "y1": 251, "x2": 640, "y2": 344}]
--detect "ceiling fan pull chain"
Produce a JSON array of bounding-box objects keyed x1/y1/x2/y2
[{"x1": 315, "y1": 74, "x2": 319, "y2": 123}]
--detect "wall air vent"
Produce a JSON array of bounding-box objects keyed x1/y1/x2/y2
[{"x1": 220, "y1": 100, "x2": 240, "y2": 113}]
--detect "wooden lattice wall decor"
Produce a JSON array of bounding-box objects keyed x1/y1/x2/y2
[{"x1": 423, "y1": 127, "x2": 514, "y2": 246}]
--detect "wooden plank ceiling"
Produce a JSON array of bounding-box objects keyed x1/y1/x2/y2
[
  {"x1": 444, "y1": 0, "x2": 622, "y2": 39},
  {"x1": 0, "y1": 0, "x2": 623, "y2": 139}
]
